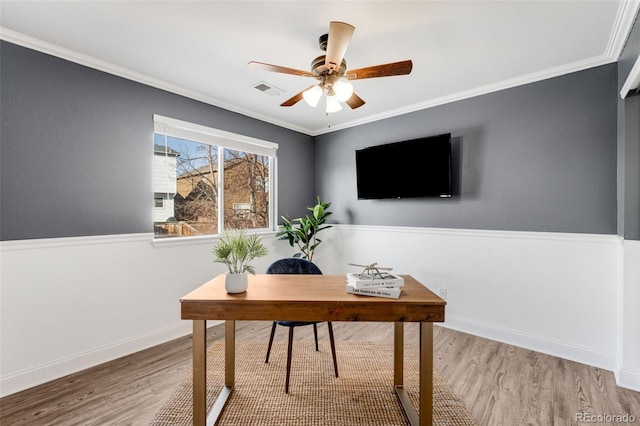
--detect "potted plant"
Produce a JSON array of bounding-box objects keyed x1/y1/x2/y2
[
  {"x1": 276, "y1": 196, "x2": 332, "y2": 262},
  {"x1": 212, "y1": 229, "x2": 268, "y2": 293}
]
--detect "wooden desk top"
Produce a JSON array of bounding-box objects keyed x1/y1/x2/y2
[{"x1": 181, "y1": 274, "x2": 445, "y2": 323}]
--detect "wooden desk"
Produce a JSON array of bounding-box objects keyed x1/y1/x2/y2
[{"x1": 181, "y1": 274, "x2": 445, "y2": 425}]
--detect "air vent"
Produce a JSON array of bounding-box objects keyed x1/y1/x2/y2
[{"x1": 253, "y1": 81, "x2": 284, "y2": 96}]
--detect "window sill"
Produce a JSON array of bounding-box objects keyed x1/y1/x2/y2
[{"x1": 150, "y1": 230, "x2": 278, "y2": 249}]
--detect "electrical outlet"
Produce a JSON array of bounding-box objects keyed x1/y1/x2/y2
[{"x1": 438, "y1": 288, "x2": 447, "y2": 301}]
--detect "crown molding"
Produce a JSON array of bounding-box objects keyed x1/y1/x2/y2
[
  {"x1": 0, "y1": 27, "x2": 311, "y2": 135},
  {"x1": 309, "y1": 55, "x2": 618, "y2": 136},
  {"x1": 3, "y1": 0, "x2": 639, "y2": 138},
  {"x1": 621, "y1": 55, "x2": 640, "y2": 98},
  {"x1": 607, "y1": 0, "x2": 640, "y2": 59}
]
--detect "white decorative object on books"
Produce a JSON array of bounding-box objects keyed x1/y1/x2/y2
[
  {"x1": 348, "y1": 262, "x2": 394, "y2": 279},
  {"x1": 346, "y1": 273, "x2": 404, "y2": 289},
  {"x1": 347, "y1": 263, "x2": 404, "y2": 299},
  {"x1": 345, "y1": 261, "x2": 404, "y2": 299}
]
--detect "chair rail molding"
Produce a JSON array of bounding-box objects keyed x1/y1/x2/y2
[
  {"x1": 318, "y1": 224, "x2": 635, "y2": 390},
  {"x1": 1, "y1": 226, "x2": 637, "y2": 395}
]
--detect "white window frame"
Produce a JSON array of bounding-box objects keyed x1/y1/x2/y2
[{"x1": 152, "y1": 115, "x2": 278, "y2": 242}]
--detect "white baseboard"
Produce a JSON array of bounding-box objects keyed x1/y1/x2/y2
[
  {"x1": 322, "y1": 225, "x2": 627, "y2": 387},
  {"x1": 450, "y1": 314, "x2": 639, "y2": 392},
  {"x1": 0, "y1": 320, "x2": 221, "y2": 398},
  {"x1": 443, "y1": 315, "x2": 616, "y2": 372},
  {"x1": 2, "y1": 226, "x2": 636, "y2": 396},
  {"x1": 615, "y1": 368, "x2": 640, "y2": 392},
  {"x1": 615, "y1": 239, "x2": 640, "y2": 392}
]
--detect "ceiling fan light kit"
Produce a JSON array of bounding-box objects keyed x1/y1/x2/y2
[
  {"x1": 302, "y1": 85, "x2": 323, "y2": 107},
  {"x1": 248, "y1": 21, "x2": 413, "y2": 115},
  {"x1": 333, "y1": 79, "x2": 354, "y2": 102},
  {"x1": 325, "y1": 91, "x2": 342, "y2": 113},
  {"x1": 302, "y1": 76, "x2": 353, "y2": 113}
]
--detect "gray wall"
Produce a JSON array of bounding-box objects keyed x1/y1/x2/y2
[
  {"x1": 1, "y1": 38, "x2": 630, "y2": 240},
  {"x1": 0, "y1": 41, "x2": 315, "y2": 241},
  {"x1": 620, "y1": 95, "x2": 640, "y2": 240},
  {"x1": 617, "y1": 13, "x2": 640, "y2": 240},
  {"x1": 315, "y1": 64, "x2": 618, "y2": 235}
]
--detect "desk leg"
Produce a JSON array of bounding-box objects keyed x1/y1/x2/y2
[
  {"x1": 225, "y1": 320, "x2": 235, "y2": 387},
  {"x1": 193, "y1": 320, "x2": 236, "y2": 426},
  {"x1": 420, "y1": 322, "x2": 434, "y2": 426},
  {"x1": 394, "y1": 322, "x2": 419, "y2": 425},
  {"x1": 394, "y1": 322, "x2": 404, "y2": 386},
  {"x1": 193, "y1": 320, "x2": 207, "y2": 426},
  {"x1": 204, "y1": 320, "x2": 235, "y2": 425},
  {"x1": 394, "y1": 322, "x2": 434, "y2": 426}
]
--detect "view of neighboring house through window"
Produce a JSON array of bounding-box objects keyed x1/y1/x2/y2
[{"x1": 153, "y1": 115, "x2": 277, "y2": 239}]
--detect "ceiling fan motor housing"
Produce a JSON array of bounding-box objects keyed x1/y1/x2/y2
[
  {"x1": 319, "y1": 33, "x2": 329, "y2": 51},
  {"x1": 311, "y1": 55, "x2": 347, "y2": 77},
  {"x1": 247, "y1": 21, "x2": 410, "y2": 111}
]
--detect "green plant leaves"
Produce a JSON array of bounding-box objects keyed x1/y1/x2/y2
[
  {"x1": 212, "y1": 229, "x2": 268, "y2": 274},
  {"x1": 275, "y1": 197, "x2": 332, "y2": 262}
]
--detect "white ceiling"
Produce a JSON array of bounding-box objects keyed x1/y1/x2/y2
[{"x1": 1, "y1": 1, "x2": 638, "y2": 136}]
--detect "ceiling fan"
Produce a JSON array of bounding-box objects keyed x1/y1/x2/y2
[{"x1": 248, "y1": 21, "x2": 413, "y2": 114}]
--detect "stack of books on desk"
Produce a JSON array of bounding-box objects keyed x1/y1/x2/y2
[{"x1": 345, "y1": 273, "x2": 404, "y2": 299}]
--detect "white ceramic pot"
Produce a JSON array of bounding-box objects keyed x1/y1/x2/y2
[{"x1": 225, "y1": 273, "x2": 248, "y2": 294}]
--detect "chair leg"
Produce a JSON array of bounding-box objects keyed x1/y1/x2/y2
[
  {"x1": 285, "y1": 326, "x2": 294, "y2": 394},
  {"x1": 265, "y1": 321, "x2": 277, "y2": 363},
  {"x1": 313, "y1": 323, "x2": 319, "y2": 351},
  {"x1": 327, "y1": 322, "x2": 338, "y2": 378}
]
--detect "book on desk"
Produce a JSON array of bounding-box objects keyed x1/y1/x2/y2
[{"x1": 345, "y1": 273, "x2": 404, "y2": 299}]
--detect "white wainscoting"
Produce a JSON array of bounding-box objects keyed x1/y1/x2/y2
[
  {"x1": 616, "y1": 239, "x2": 640, "y2": 390},
  {"x1": 1, "y1": 226, "x2": 636, "y2": 396},
  {"x1": 0, "y1": 232, "x2": 292, "y2": 397},
  {"x1": 315, "y1": 225, "x2": 630, "y2": 385}
]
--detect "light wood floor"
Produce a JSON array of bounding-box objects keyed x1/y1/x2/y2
[{"x1": 1, "y1": 322, "x2": 638, "y2": 425}]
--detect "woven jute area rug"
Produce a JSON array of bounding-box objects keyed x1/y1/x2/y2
[{"x1": 151, "y1": 341, "x2": 476, "y2": 425}]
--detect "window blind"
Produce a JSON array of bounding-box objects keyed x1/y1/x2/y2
[{"x1": 153, "y1": 115, "x2": 278, "y2": 157}]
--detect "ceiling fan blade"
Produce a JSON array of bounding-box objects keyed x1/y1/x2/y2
[
  {"x1": 325, "y1": 21, "x2": 355, "y2": 73},
  {"x1": 345, "y1": 92, "x2": 365, "y2": 109},
  {"x1": 248, "y1": 61, "x2": 312, "y2": 77},
  {"x1": 347, "y1": 60, "x2": 413, "y2": 80},
  {"x1": 280, "y1": 85, "x2": 316, "y2": 107}
]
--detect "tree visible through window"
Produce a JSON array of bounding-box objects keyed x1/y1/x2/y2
[
  {"x1": 153, "y1": 116, "x2": 276, "y2": 239},
  {"x1": 223, "y1": 148, "x2": 270, "y2": 229}
]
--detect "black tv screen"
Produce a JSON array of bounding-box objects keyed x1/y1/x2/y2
[{"x1": 355, "y1": 133, "x2": 452, "y2": 199}]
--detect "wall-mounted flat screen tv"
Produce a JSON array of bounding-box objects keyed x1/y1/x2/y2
[{"x1": 355, "y1": 133, "x2": 452, "y2": 199}]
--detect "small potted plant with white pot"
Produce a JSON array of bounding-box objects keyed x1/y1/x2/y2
[{"x1": 212, "y1": 229, "x2": 268, "y2": 293}]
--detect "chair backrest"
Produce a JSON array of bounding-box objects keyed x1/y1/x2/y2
[{"x1": 266, "y1": 258, "x2": 322, "y2": 275}]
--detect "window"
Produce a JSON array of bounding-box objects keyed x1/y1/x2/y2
[{"x1": 153, "y1": 115, "x2": 277, "y2": 239}]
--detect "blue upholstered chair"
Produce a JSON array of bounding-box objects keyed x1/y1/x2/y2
[{"x1": 264, "y1": 258, "x2": 339, "y2": 393}]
